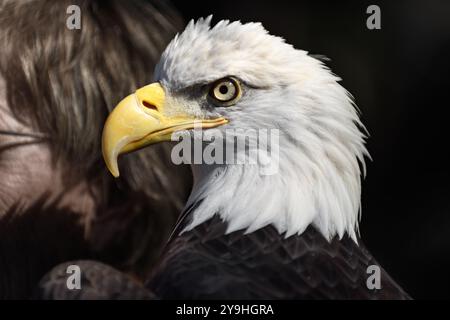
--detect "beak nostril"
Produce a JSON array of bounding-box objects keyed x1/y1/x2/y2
[{"x1": 142, "y1": 100, "x2": 158, "y2": 111}]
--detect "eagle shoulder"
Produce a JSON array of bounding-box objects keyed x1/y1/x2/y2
[{"x1": 148, "y1": 215, "x2": 410, "y2": 300}]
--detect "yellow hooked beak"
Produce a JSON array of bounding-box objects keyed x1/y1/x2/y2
[{"x1": 102, "y1": 82, "x2": 228, "y2": 177}]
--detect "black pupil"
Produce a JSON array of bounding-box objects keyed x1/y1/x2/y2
[{"x1": 219, "y1": 84, "x2": 229, "y2": 95}]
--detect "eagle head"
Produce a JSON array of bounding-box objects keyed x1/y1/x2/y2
[{"x1": 102, "y1": 17, "x2": 368, "y2": 241}]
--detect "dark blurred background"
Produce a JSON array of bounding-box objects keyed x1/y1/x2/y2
[{"x1": 169, "y1": 0, "x2": 450, "y2": 299}]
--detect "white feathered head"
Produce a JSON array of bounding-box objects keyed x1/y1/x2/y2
[{"x1": 102, "y1": 17, "x2": 369, "y2": 241}]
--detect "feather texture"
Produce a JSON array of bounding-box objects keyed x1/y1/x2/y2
[
  {"x1": 148, "y1": 215, "x2": 410, "y2": 299},
  {"x1": 155, "y1": 18, "x2": 369, "y2": 241}
]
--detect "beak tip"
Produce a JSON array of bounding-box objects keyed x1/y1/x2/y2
[
  {"x1": 102, "y1": 146, "x2": 120, "y2": 178},
  {"x1": 108, "y1": 166, "x2": 120, "y2": 178},
  {"x1": 111, "y1": 170, "x2": 120, "y2": 178},
  {"x1": 105, "y1": 158, "x2": 120, "y2": 178}
]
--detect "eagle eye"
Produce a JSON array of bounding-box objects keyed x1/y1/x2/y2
[{"x1": 208, "y1": 77, "x2": 241, "y2": 107}]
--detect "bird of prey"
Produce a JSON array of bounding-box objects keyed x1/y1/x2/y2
[
  {"x1": 102, "y1": 17, "x2": 410, "y2": 299},
  {"x1": 0, "y1": 0, "x2": 188, "y2": 299}
]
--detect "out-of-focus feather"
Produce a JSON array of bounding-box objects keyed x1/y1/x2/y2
[{"x1": 36, "y1": 260, "x2": 155, "y2": 300}]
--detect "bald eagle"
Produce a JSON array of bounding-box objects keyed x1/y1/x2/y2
[
  {"x1": 0, "y1": 0, "x2": 188, "y2": 299},
  {"x1": 102, "y1": 17, "x2": 410, "y2": 299}
]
